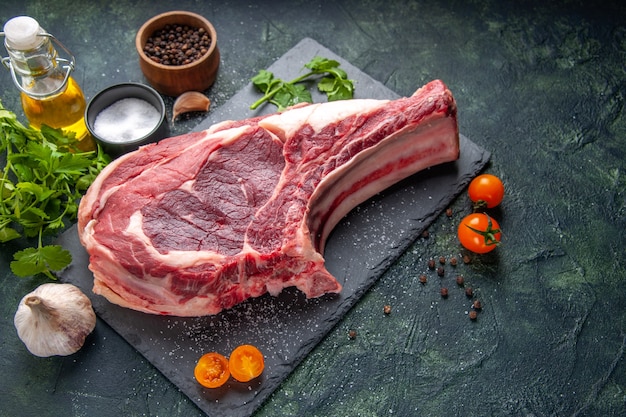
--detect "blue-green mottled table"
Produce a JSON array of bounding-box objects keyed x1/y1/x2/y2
[{"x1": 1, "y1": 1, "x2": 625, "y2": 416}]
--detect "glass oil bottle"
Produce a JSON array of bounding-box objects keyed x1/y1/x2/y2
[{"x1": 1, "y1": 16, "x2": 94, "y2": 151}]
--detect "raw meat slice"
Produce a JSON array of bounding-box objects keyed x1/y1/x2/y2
[{"x1": 78, "y1": 79, "x2": 460, "y2": 316}]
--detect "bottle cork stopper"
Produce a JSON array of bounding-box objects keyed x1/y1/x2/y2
[{"x1": 3, "y1": 16, "x2": 44, "y2": 50}]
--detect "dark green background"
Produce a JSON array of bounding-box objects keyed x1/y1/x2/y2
[{"x1": 1, "y1": 1, "x2": 625, "y2": 416}]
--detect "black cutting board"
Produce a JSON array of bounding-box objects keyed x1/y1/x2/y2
[{"x1": 57, "y1": 38, "x2": 490, "y2": 417}]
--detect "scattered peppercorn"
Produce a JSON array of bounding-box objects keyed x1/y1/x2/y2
[
  {"x1": 348, "y1": 329, "x2": 357, "y2": 340},
  {"x1": 446, "y1": 207, "x2": 453, "y2": 217},
  {"x1": 462, "y1": 254, "x2": 471, "y2": 264},
  {"x1": 472, "y1": 300, "x2": 482, "y2": 310},
  {"x1": 440, "y1": 287, "x2": 449, "y2": 298},
  {"x1": 383, "y1": 305, "x2": 392, "y2": 315},
  {"x1": 437, "y1": 266, "x2": 445, "y2": 277},
  {"x1": 465, "y1": 287, "x2": 474, "y2": 298},
  {"x1": 419, "y1": 274, "x2": 428, "y2": 284},
  {"x1": 439, "y1": 256, "x2": 446, "y2": 265},
  {"x1": 421, "y1": 230, "x2": 429, "y2": 239},
  {"x1": 468, "y1": 310, "x2": 478, "y2": 320},
  {"x1": 456, "y1": 275, "x2": 465, "y2": 286},
  {"x1": 143, "y1": 24, "x2": 211, "y2": 66},
  {"x1": 428, "y1": 259, "x2": 436, "y2": 270},
  {"x1": 449, "y1": 256, "x2": 457, "y2": 266}
]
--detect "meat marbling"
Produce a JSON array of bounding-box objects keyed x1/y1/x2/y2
[{"x1": 78, "y1": 79, "x2": 460, "y2": 316}]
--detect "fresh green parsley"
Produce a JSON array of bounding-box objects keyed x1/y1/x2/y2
[
  {"x1": 0, "y1": 101, "x2": 110, "y2": 279},
  {"x1": 250, "y1": 56, "x2": 355, "y2": 111}
]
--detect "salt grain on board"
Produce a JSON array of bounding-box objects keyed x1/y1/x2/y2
[{"x1": 93, "y1": 98, "x2": 160, "y2": 142}]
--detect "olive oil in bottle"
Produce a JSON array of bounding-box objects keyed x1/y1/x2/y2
[
  {"x1": 20, "y1": 76, "x2": 90, "y2": 140},
  {"x1": 2, "y1": 16, "x2": 94, "y2": 150}
]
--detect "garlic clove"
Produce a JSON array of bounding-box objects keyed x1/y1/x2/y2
[
  {"x1": 172, "y1": 91, "x2": 211, "y2": 122},
  {"x1": 14, "y1": 283, "x2": 96, "y2": 357}
]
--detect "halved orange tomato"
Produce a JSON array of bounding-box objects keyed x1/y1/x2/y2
[
  {"x1": 228, "y1": 344, "x2": 265, "y2": 382},
  {"x1": 194, "y1": 352, "x2": 230, "y2": 388}
]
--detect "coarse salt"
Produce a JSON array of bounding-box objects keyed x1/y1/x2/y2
[{"x1": 93, "y1": 97, "x2": 161, "y2": 143}]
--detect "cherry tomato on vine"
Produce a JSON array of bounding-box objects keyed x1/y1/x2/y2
[
  {"x1": 468, "y1": 174, "x2": 505, "y2": 209},
  {"x1": 229, "y1": 344, "x2": 265, "y2": 382},
  {"x1": 194, "y1": 352, "x2": 230, "y2": 388},
  {"x1": 457, "y1": 213, "x2": 502, "y2": 253}
]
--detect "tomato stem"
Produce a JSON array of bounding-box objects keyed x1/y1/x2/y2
[
  {"x1": 473, "y1": 199, "x2": 488, "y2": 211},
  {"x1": 465, "y1": 215, "x2": 501, "y2": 247}
]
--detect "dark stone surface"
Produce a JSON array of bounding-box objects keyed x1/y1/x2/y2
[
  {"x1": 1, "y1": 1, "x2": 625, "y2": 416},
  {"x1": 54, "y1": 37, "x2": 490, "y2": 417}
]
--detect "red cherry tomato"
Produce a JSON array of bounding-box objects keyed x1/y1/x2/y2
[
  {"x1": 457, "y1": 213, "x2": 502, "y2": 253},
  {"x1": 468, "y1": 174, "x2": 504, "y2": 209}
]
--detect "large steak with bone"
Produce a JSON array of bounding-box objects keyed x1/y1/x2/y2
[{"x1": 77, "y1": 79, "x2": 460, "y2": 316}]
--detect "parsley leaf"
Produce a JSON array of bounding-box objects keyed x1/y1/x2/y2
[
  {"x1": 0, "y1": 100, "x2": 110, "y2": 279},
  {"x1": 11, "y1": 245, "x2": 72, "y2": 279},
  {"x1": 272, "y1": 83, "x2": 312, "y2": 110},
  {"x1": 318, "y1": 77, "x2": 355, "y2": 101},
  {"x1": 250, "y1": 56, "x2": 355, "y2": 111}
]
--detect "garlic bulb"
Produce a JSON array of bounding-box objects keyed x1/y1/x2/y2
[{"x1": 14, "y1": 283, "x2": 96, "y2": 357}]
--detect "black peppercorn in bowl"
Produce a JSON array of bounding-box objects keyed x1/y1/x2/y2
[{"x1": 135, "y1": 11, "x2": 220, "y2": 97}]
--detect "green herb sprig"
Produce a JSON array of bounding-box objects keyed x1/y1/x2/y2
[
  {"x1": 0, "y1": 102, "x2": 109, "y2": 279},
  {"x1": 250, "y1": 56, "x2": 355, "y2": 111}
]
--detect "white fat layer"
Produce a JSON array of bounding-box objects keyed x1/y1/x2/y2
[
  {"x1": 178, "y1": 179, "x2": 195, "y2": 193},
  {"x1": 259, "y1": 99, "x2": 388, "y2": 139}
]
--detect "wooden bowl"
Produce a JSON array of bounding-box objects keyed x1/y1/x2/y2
[{"x1": 135, "y1": 11, "x2": 220, "y2": 97}]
